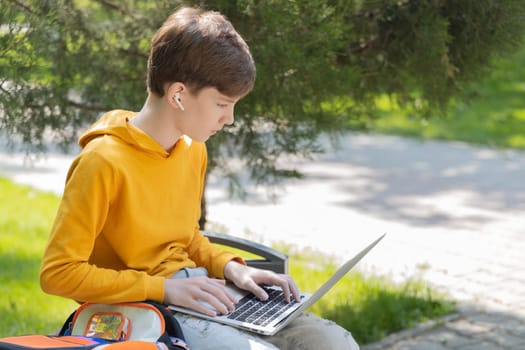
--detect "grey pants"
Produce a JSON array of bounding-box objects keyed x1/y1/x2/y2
[
  {"x1": 174, "y1": 312, "x2": 360, "y2": 350},
  {"x1": 171, "y1": 268, "x2": 360, "y2": 350}
]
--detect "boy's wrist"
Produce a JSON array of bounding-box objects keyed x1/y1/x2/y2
[{"x1": 224, "y1": 260, "x2": 244, "y2": 281}]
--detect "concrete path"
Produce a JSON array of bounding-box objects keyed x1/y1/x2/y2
[{"x1": 2, "y1": 132, "x2": 525, "y2": 349}]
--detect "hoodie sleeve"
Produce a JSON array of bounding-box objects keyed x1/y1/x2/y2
[{"x1": 40, "y1": 149, "x2": 165, "y2": 303}]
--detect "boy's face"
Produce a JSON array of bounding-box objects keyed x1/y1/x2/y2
[{"x1": 178, "y1": 87, "x2": 240, "y2": 142}]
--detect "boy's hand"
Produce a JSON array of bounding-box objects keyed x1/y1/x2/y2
[
  {"x1": 164, "y1": 276, "x2": 237, "y2": 317},
  {"x1": 223, "y1": 261, "x2": 301, "y2": 303}
]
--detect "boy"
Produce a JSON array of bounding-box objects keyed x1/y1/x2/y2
[{"x1": 40, "y1": 6, "x2": 359, "y2": 350}]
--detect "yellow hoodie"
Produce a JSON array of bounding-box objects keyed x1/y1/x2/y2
[{"x1": 40, "y1": 110, "x2": 240, "y2": 304}]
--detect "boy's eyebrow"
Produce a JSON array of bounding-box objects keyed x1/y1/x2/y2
[
  {"x1": 220, "y1": 96, "x2": 239, "y2": 103},
  {"x1": 219, "y1": 94, "x2": 240, "y2": 103}
]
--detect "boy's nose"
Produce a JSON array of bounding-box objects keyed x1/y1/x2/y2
[{"x1": 223, "y1": 108, "x2": 235, "y2": 125}]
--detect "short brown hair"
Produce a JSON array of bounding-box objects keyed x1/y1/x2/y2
[{"x1": 147, "y1": 7, "x2": 256, "y2": 98}]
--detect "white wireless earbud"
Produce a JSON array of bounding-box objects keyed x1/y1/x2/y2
[{"x1": 173, "y1": 92, "x2": 185, "y2": 111}]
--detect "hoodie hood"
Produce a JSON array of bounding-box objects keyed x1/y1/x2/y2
[{"x1": 79, "y1": 110, "x2": 170, "y2": 157}]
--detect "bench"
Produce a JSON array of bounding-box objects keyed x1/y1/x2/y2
[{"x1": 203, "y1": 231, "x2": 288, "y2": 274}]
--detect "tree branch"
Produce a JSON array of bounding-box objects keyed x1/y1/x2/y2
[
  {"x1": 350, "y1": 36, "x2": 380, "y2": 54},
  {"x1": 92, "y1": 0, "x2": 140, "y2": 20},
  {"x1": 6, "y1": 0, "x2": 34, "y2": 14},
  {"x1": 66, "y1": 99, "x2": 108, "y2": 112}
]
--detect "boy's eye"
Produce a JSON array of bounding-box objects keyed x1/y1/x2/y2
[{"x1": 217, "y1": 103, "x2": 228, "y2": 108}]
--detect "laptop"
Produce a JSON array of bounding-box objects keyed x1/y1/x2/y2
[{"x1": 169, "y1": 233, "x2": 385, "y2": 336}]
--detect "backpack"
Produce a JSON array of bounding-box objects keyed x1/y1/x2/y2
[{"x1": 0, "y1": 301, "x2": 189, "y2": 350}]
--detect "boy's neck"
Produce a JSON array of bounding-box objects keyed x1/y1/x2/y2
[{"x1": 132, "y1": 94, "x2": 183, "y2": 152}]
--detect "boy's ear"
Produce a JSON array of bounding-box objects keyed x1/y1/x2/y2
[{"x1": 166, "y1": 82, "x2": 185, "y2": 97}]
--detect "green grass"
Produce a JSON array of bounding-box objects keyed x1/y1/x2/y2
[
  {"x1": 370, "y1": 44, "x2": 525, "y2": 150},
  {"x1": 0, "y1": 178, "x2": 454, "y2": 344},
  {"x1": 0, "y1": 178, "x2": 78, "y2": 336}
]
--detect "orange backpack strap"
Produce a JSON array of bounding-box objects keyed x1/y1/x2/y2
[
  {"x1": 97, "y1": 341, "x2": 167, "y2": 350},
  {"x1": 0, "y1": 334, "x2": 101, "y2": 349}
]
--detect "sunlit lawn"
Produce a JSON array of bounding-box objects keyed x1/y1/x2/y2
[
  {"x1": 0, "y1": 177, "x2": 455, "y2": 344},
  {"x1": 0, "y1": 178, "x2": 78, "y2": 336}
]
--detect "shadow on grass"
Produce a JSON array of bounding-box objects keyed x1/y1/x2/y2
[
  {"x1": 318, "y1": 281, "x2": 456, "y2": 345},
  {"x1": 0, "y1": 252, "x2": 41, "y2": 282}
]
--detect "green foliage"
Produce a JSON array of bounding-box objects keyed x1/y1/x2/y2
[
  {"x1": 0, "y1": 178, "x2": 454, "y2": 344},
  {"x1": 1, "y1": 0, "x2": 525, "y2": 188},
  {"x1": 371, "y1": 39, "x2": 525, "y2": 149},
  {"x1": 349, "y1": 0, "x2": 525, "y2": 114}
]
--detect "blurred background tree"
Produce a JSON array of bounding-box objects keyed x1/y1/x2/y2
[{"x1": 2, "y1": 0, "x2": 525, "y2": 224}]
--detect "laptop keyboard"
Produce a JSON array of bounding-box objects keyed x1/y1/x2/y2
[{"x1": 227, "y1": 287, "x2": 298, "y2": 326}]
